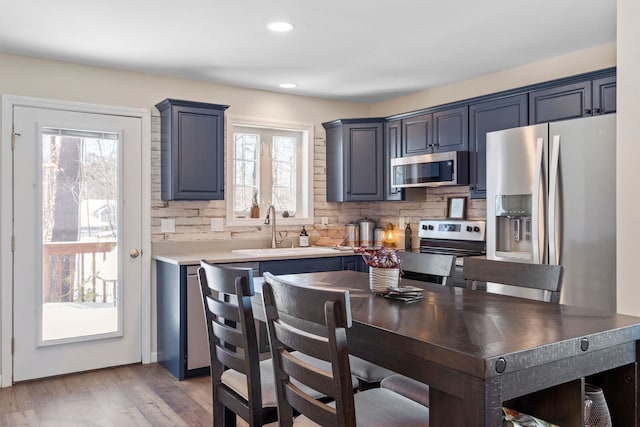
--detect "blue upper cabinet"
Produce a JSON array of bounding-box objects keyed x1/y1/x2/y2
[
  {"x1": 402, "y1": 113, "x2": 432, "y2": 156},
  {"x1": 156, "y1": 99, "x2": 229, "y2": 200},
  {"x1": 529, "y1": 81, "x2": 592, "y2": 124},
  {"x1": 529, "y1": 72, "x2": 616, "y2": 124},
  {"x1": 401, "y1": 105, "x2": 468, "y2": 156},
  {"x1": 323, "y1": 118, "x2": 384, "y2": 202},
  {"x1": 433, "y1": 105, "x2": 469, "y2": 152},
  {"x1": 322, "y1": 68, "x2": 614, "y2": 202},
  {"x1": 384, "y1": 119, "x2": 404, "y2": 201},
  {"x1": 593, "y1": 75, "x2": 617, "y2": 115}
]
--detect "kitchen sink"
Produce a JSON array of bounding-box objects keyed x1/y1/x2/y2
[{"x1": 232, "y1": 247, "x2": 349, "y2": 257}]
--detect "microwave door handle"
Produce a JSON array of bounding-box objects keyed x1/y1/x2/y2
[
  {"x1": 548, "y1": 135, "x2": 560, "y2": 265},
  {"x1": 391, "y1": 162, "x2": 399, "y2": 188},
  {"x1": 532, "y1": 137, "x2": 544, "y2": 264}
]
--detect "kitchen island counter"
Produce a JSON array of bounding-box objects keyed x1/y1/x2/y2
[{"x1": 152, "y1": 240, "x2": 359, "y2": 265}]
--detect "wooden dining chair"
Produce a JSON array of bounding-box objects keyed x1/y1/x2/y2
[
  {"x1": 261, "y1": 272, "x2": 429, "y2": 427},
  {"x1": 399, "y1": 252, "x2": 457, "y2": 285},
  {"x1": 462, "y1": 257, "x2": 565, "y2": 303},
  {"x1": 198, "y1": 260, "x2": 278, "y2": 427},
  {"x1": 198, "y1": 261, "x2": 356, "y2": 426}
]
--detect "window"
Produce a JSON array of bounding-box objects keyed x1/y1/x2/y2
[{"x1": 226, "y1": 117, "x2": 313, "y2": 226}]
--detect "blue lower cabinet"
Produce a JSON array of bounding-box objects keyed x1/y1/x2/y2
[
  {"x1": 342, "y1": 255, "x2": 367, "y2": 272},
  {"x1": 260, "y1": 257, "x2": 343, "y2": 275},
  {"x1": 156, "y1": 255, "x2": 362, "y2": 379},
  {"x1": 260, "y1": 256, "x2": 366, "y2": 275},
  {"x1": 156, "y1": 262, "x2": 210, "y2": 380}
]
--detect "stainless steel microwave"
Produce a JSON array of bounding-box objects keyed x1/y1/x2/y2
[{"x1": 390, "y1": 151, "x2": 468, "y2": 188}]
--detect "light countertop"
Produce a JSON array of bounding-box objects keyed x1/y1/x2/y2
[{"x1": 152, "y1": 240, "x2": 358, "y2": 265}]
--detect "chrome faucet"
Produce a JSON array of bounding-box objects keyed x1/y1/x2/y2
[{"x1": 264, "y1": 205, "x2": 277, "y2": 249}]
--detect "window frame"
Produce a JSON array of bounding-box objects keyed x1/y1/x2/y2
[{"x1": 225, "y1": 115, "x2": 314, "y2": 227}]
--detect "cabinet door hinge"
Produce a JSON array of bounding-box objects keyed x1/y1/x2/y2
[
  {"x1": 11, "y1": 235, "x2": 15, "y2": 252},
  {"x1": 11, "y1": 338, "x2": 15, "y2": 355}
]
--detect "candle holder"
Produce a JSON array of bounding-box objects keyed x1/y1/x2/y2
[{"x1": 383, "y1": 223, "x2": 395, "y2": 248}]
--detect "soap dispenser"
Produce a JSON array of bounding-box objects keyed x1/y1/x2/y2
[{"x1": 299, "y1": 226, "x2": 309, "y2": 247}]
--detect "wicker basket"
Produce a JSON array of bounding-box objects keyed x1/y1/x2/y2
[{"x1": 369, "y1": 267, "x2": 400, "y2": 293}]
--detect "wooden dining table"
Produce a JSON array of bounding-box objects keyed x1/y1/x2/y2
[{"x1": 251, "y1": 270, "x2": 640, "y2": 426}]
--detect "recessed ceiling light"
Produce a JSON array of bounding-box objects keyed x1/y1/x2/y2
[
  {"x1": 267, "y1": 21, "x2": 295, "y2": 32},
  {"x1": 279, "y1": 83, "x2": 297, "y2": 89}
]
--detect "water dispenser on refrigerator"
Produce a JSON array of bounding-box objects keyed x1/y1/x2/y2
[{"x1": 494, "y1": 194, "x2": 533, "y2": 260}]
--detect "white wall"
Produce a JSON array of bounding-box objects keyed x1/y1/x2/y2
[
  {"x1": 0, "y1": 53, "x2": 370, "y2": 123},
  {"x1": 616, "y1": 0, "x2": 640, "y2": 316}
]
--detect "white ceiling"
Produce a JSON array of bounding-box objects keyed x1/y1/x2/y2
[{"x1": 0, "y1": 0, "x2": 616, "y2": 104}]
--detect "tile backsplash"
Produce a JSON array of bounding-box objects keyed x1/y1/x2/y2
[{"x1": 151, "y1": 115, "x2": 486, "y2": 246}]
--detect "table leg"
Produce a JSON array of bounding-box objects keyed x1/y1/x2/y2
[{"x1": 429, "y1": 378, "x2": 502, "y2": 427}]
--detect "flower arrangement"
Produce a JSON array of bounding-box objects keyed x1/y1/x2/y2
[
  {"x1": 357, "y1": 247, "x2": 402, "y2": 293},
  {"x1": 355, "y1": 246, "x2": 402, "y2": 270}
]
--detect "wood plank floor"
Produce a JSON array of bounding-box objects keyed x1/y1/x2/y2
[{"x1": 0, "y1": 363, "x2": 213, "y2": 427}]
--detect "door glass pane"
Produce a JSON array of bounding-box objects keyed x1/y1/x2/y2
[{"x1": 41, "y1": 128, "x2": 119, "y2": 342}]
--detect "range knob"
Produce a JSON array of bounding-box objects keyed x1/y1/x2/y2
[
  {"x1": 427, "y1": 225, "x2": 434, "y2": 231},
  {"x1": 473, "y1": 226, "x2": 481, "y2": 232},
  {"x1": 466, "y1": 226, "x2": 473, "y2": 232}
]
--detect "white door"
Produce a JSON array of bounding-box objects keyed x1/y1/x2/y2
[{"x1": 12, "y1": 105, "x2": 143, "y2": 381}]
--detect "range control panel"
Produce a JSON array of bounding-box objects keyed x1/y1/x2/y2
[{"x1": 418, "y1": 219, "x2": 486, "y2": 241}]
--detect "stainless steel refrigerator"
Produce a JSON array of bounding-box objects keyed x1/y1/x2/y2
[{"x1": 486, "y1": 114, "x2": 616, "y2": 312}]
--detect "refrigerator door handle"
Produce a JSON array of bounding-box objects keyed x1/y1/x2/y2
[
  {"x1": 532, "y1": 137, "x2": 544, "y2": 264},
  {"x1": 549, "y1": 135, "x2": 560, "y2": 265}
]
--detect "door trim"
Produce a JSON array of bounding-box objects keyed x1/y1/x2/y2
[{"x1": 1, "y1": 95, "x2": 151, "y2": 387}]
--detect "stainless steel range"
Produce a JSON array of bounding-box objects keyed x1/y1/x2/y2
[
  {"x1": 418, "y1": 219, "x2": 486, "y2": 256},
  {"x1": 400, "y1": 219, "x2": 486, "y2": 287}
]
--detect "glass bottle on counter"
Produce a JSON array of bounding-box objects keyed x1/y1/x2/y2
[
  {"x1": 299, "y1": 226, "x2": 309, "y2": 247},
  {"x1": 405, "y1": 223, "x2": 412, "y2": 250}
]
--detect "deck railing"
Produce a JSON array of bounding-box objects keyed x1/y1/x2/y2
[{"x1": 42, "y1": 240, "x2": 117, "y2": 304}]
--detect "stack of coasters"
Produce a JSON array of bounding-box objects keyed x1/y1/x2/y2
[{"x1": 384, "y1": 286, "x2": 424, "y2": 303}]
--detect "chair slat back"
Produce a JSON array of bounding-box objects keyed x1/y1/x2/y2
[
  {"x1": 400, "y1": 252, "x2": 456, "y2": 285},
  {"x1": 463, "y1": 257, "x2": 564, "y2": 303},
  {"x1": 198, "y1": 260, "x2": 263, "y2": 421},
  {"x1": 262, "y1": 272, "x2": 356, "y2": 427}
]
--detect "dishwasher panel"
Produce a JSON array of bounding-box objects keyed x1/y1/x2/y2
[{"x1": 186, "y1": 262, "x2": 261, "y2": 371}]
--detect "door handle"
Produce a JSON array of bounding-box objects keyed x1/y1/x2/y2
[
  {"x1": 549, "y1": 135, "x2": 560, "y2": 265},
  {"x1": 532, "y1": 137, "x2": 544, "y2": 264},
  {"x1": 129, "y1": 249, "x2": 141, "y2": 258}
]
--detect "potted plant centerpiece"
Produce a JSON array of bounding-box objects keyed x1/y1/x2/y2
[{"x1": 356, "y1": 247, "x2": 402, "y2": 293}]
